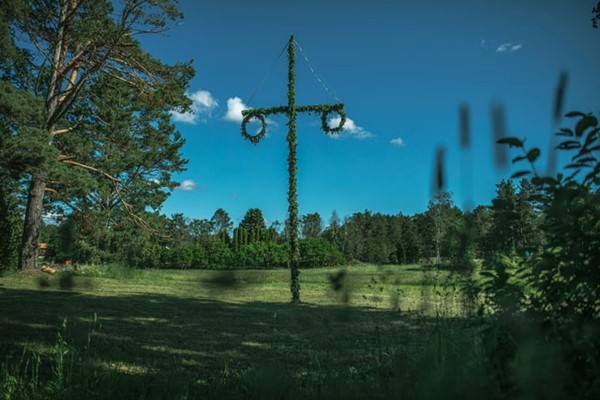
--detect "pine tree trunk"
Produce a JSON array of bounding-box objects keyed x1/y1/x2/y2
[
  {"x1": 18, "y1": 1, "x2": 71, "y2": 270},
  {"x1": 19, "y1": 172, "x2": 47, "y2": 269}
]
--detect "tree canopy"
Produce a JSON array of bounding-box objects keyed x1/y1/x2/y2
[{"x1": 0, "y1": 0, "x2": 194, "y2": 269}]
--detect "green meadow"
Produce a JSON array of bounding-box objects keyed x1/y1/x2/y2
[{"x1": 0, "y1": 265, "x2": 486, "y2": 399}]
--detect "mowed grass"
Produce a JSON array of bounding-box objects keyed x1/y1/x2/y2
[{"x1": 0, "y1": 265, "x2": 485, "y2": 399}]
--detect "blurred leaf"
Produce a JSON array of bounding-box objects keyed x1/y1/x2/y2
[
  {"x1": 528, "y1": 176, "x2": 543, "y2": 185},
  {"x1": 206, "y1": 271, "x2": 239, "y2": 289},
  {"x1": 459, "y1": 104, "x2": 470, "y2": 149},
  {"x1": 553, "y1": 72, "x2": 568, "y2": 123},
  {"x1": 529, "y1": 194, "x2": 546, "y2": 203},
  {"x1": 581, "y1": 128, "x2": 599, "y2": 151},
  {"x1": 512, "y1": 155, "x2": 527, "y2": 163},
  {"x1": 497, "y1": 137, "x2": 524, "y2": 148},
  {"x1": 572, "y1": 156, "x2": 597, "y2": 165},
  {"x1": 575, "y1": 115, "x2": 598, "y2": 137},
  {"x1": 327, "y1": 270, "x2": 347, "y2": 292},
  {"x1": 511, "y1": 170, "x2": 531, "y2": 179},
  {"x1": 557, "y1": 140, "x2": 580, "y2": 150},
  {"x1": 584, "y1": 171, "x2": 597, "y2": 183},
  {"x1": 526, "y1": 148, "x2": 541, "y2": 162},
  {"x1": 556, "y1": 129, "x2": 574, "y2": 137},
  {"x1": 565, "y1": 111, "x2": 586, "y2": 118}
]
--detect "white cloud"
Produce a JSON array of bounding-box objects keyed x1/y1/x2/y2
[
  {"x1": 176, "y1": 179, "x2": 197, "y2": 191},
  {"x1": 224, "y1": 97, "x2": 249, "y2": 123},
  {"x1": 328, "y1": 116, "x2": 373, "y2": 139},
  {"x1": 390, "y1": 137, "x2": 406, "y2": 147},
  {"x1": 496, "y1": 42, "x2": 523, "y2": 53},
  {"x1": 223, "y1": 97, "x2": 276, "y2": 138},
  {"x1": 510, "y1": 44, "x2": 522, "y2": 52},
  {"x1": 170, "y1": 90, "x2": 218, "y2": 124}
]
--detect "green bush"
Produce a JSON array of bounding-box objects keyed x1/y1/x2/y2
[
  {"x1": 236, "y1": 241, "x2": 289, "y2": 269},
  {"x1": 483, "y1": 111, "x2": 600, "y2": 397},
  {"x1": 299, "y1": 237, "x2": 343, "y2": 268},
  {"x1": 199, "y1": 236, "x2": 235, "y2": 269}
]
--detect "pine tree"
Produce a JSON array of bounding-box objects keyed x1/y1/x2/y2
[
  {"x1": 487, "y1": 179, "x2": 541, "y2": 255},
  {"x1": 2, "y1": 0, "x2": 193, "y2": 269},
  {"x1": 239, "y1": 208, "x2": 267, "y2": 244},
  {"x1": 488, "y1": 180, "x2": 519, "y2": 254},
  {"x1": 210, "y1": 208, "x2": 233, "y2": 240},
  {"x1": 300, "y1": 212, "x2": 323, "y2": 239}
]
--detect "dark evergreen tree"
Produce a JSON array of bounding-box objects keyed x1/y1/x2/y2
[
  {"x1": 322, "y1": 210, "x2": 342, "y2": 249},
  {"x1": 210, "y1": 208, "x2": 233, "y2": 240},
  {"x1": 300, "y1": 212, "x2": 322, "y2": 239},
  {"x1": 470, "y1": 205, "x2": 493, "y2": 258},
  {"x1": 239, "y1": 208, "x2": 267, "y2": 243},
  {"x1": 0, "y1": 169, "x2": 21, "y2": 270},
  {"x1": 168, "y1": 213, "x2": 191, "y2": 247},
  {"x1": 188, "y1": 218, "x2": 212, "y2": 245},
  {"x1": 393, "y1": 214, "x2": 422, "y2": 264},
  {"x1": 487, "y1": 179, "x2": 541, "y2": 256},
  {"x1": 515, "y1": 179, "x2": 543, "y2": 253},
  {"x1": 488, "y1": 180, "x2": 519, "y2": 254}
]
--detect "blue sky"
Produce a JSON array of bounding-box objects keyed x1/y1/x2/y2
[{"x1": 140, "y1": 0, "x2": 600, "y2": 225}]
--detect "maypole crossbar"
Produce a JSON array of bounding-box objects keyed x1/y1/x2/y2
[{"x1": 241, "y1": 35, "x2": 346, "y2": 303}]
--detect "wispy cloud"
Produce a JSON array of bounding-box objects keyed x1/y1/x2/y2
[
  {"x1": 223, "y1": 97, "x2": 249, "y2": 123},
  {"x1": 510, "y1": 44, "x2": 522, "y2": 52},
  {"x1": 390, "y1": 137, "x2": 406, "y2": 147},
  {"x1": 176, "y1": 179, "x2": 198, "y2": 191},
  {"x1": 496, "y1": 42, "x2": 523, "y2": 53},
  {"x1": 170, "y1": 90, "x2": 218, "y2": 124},
  {"x1": 328, "y1": 116, "x2": 373, "y2": 139}
]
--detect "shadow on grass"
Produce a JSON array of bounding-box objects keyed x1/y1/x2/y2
[
  {"x1": 0, "y1": 286, "x2": 418, "y2": 366},
  {"x1": 0, "y1": 281, "x2": 483, "y2": 399}
]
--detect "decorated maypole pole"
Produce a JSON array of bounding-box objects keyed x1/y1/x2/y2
[{"x1": 241, "y1": 35, "x2": 345, "y2": 303}]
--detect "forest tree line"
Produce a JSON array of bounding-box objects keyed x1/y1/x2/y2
[{"x1": 9, "y1": 179, "x2": 541, "y2": 271}]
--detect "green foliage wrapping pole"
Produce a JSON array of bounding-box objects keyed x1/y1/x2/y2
[
  {"x1": 287, "y1": 37, "x2": 300, "y2": 302},
  {"x1": 241, "y1": 35, "x2": 346, "y2": 303}
]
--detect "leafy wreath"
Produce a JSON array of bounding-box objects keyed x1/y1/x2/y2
[
  {"x1": 320, "y1": 105, "x2": 346, "y2": 134},
  {"x1": 241, "y1": 111, "x2": 267, "y2": 145}
]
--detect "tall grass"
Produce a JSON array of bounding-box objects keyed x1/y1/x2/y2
[{"x1": 0, "y1": 265, "x2": 586, "y2": 399}]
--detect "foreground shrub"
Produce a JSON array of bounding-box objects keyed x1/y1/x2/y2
[{"x1": 481, "y1": 111, "x2": 600, "y2": 397}]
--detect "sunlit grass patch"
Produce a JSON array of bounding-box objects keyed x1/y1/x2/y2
[{"x1": 0, "y1": 264, "x2": 486, "y2": 399}]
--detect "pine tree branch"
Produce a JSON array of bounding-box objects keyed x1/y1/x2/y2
[
  {"x1": 59, "y1": 159, "x2": 121, "y2": 183},
  {"x1": 44, "y1": 187, "x2": 81, "y2": 213},
  {"x1": 108, "y1": 55, "x2": 156, "y2": 81},
  {"x1": 51, "y1": 124, "x2": 79, "y2": 136},
  {"x1": 111, "y1": 180, "x2": 154, "y2": 231},
  {"x1": 59, "y1": 157, "x2": 157, "y2": 233}
]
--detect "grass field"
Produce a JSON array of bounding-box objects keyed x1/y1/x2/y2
[{"x1": 0, "y1": 265, "x2": 487, "y2": 399}]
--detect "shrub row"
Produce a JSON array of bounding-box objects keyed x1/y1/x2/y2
[{"x1": 137, "y1": 237, "x2": 343, "y2": 270}]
